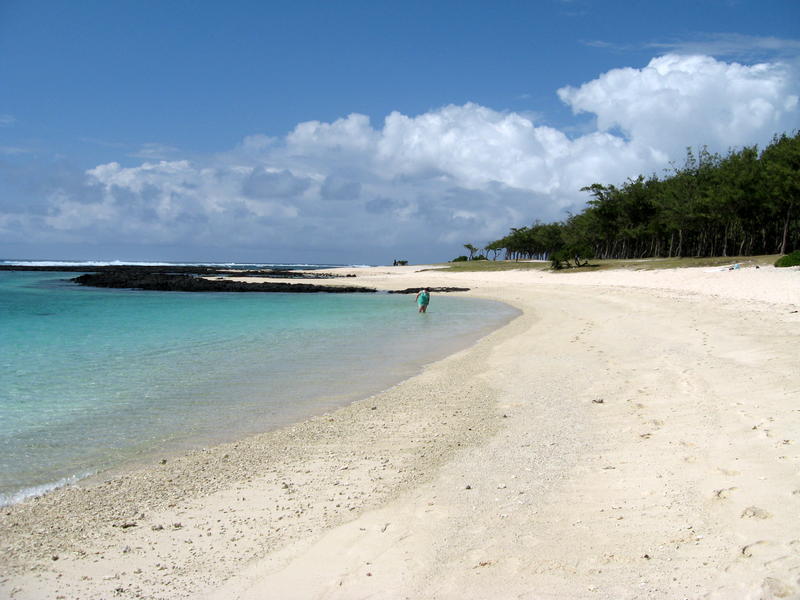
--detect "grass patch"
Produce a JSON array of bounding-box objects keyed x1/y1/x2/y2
[
  {"x1": 775, "y1": 251, "x2": 800, "y2": 267},
  {"x1": 426, "y1": 255, "x2": 780, "y2": 273},
  {"x1": 591, "y1": 255, "x2": 780, "y2": 271}
]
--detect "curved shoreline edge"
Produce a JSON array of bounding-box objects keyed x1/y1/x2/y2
[
  {"x1": 0, "y1": 285, "x2": 512, "y2": 508},
  {"x1": 2, "y1": 265, "x2": 799, "y2": 599}
]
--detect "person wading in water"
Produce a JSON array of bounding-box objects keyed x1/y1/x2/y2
[{"x1": 415, "y1": 288, "x2": 430, "y2": 313}]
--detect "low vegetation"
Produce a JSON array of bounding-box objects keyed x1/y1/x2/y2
[
  {"x1": 775, "y1": 250, "x2": 800, "y2": 267},
  {"x1": 433, "y1": 255, "x2": 779, "y2": 273}
]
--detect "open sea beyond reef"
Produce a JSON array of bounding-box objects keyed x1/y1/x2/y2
[{"x1": 0, "y1": 264, "x2": 518, "y2": 505}]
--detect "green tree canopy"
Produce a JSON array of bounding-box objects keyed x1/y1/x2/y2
[{"x1": 486, "y1": 131, "x2": 799, "y2": 262}]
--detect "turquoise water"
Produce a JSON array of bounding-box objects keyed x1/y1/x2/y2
[{"x1": 0, "y1": 270, "x2": 518, "y2": 504}]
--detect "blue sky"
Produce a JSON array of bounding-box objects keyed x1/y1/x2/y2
[{"x1": 1, "y1": 0, "x2": 799, "y2": 263}]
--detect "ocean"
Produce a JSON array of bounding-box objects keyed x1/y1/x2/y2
[{"x1": 0, "y1": 265, "x2": 518, "y2": 505}]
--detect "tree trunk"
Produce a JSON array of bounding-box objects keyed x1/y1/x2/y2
[
  {"x1": 722, "y1": 224, "x2": 728, "y2": 257},
  {"x1": 780, "y1": 205, "x2": 792, "y2": 255}
]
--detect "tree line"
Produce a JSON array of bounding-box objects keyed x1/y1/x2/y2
[{"x1": 484, "y1": 131, "x2": 799, "y2": 266}]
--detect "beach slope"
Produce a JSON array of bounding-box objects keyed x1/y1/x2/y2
[{"x1": 2, "y1": 265, "x2": 799, "y2": 599}]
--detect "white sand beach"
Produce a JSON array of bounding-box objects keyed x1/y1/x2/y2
[{"x1": 2, "y1": 264, "x2": 799, "y2": 599}]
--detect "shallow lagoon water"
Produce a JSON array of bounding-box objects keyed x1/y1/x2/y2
[{"x1": 0, "y1": 271, "x2": 518, "y2": 503}]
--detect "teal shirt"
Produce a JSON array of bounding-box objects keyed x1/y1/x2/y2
[{"x1": 417, "y1": 291, "x2": 430, "y2": 306}]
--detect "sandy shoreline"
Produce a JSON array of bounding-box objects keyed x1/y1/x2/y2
[{"x1": 2, "y1": 264, "x2": 799, "y2": 599}]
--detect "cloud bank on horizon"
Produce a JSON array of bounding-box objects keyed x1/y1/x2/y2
[{"x1": 3, "y1": 53, "x2": 799, "y2": 263}]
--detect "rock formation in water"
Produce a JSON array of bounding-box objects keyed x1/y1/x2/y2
[{"x1": 71, "y1": 271, "x2": 375, "y2": 293}]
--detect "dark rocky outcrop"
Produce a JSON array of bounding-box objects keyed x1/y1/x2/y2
[{"x1": 71, "y1": 272, "x2": 375, "y2": 293}]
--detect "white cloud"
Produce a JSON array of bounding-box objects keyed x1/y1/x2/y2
[
  {"x1": 320, "y1": 175, "x2": 361, "y2": 201},
  {"x1": 287, "y1": 113, "x2": 378, "y2": 155},
  {"x1": 242, "y1": 167, "x2": 312, "y2": 199},
  {"x1": 0, "y1": 114, "x2": 16, "y2": 127},
  {"x1": 2, "y1": 53, "x2": 798, "y2": 262},
  {"x1": 557, "y1": 54, "x2": 799, "y2": 155}
]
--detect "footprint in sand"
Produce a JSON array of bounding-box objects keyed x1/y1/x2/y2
[
  {"x1": 761, "y1": 577, "x2": 796, "y2": 598},
  {"x1": 741, "y1": 506, "x2": 772, "y2": 519},
  {"x1": 741, "y1": 540, "x2": 771, "y2": 558},
  {"x1": 712, "y1": 487, "x2": 737, "y2": 500},
  {"x1": 717, "y1": 467, "x2": 741, "y2": 477}
]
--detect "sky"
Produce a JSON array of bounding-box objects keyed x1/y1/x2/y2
[{"x1": 1, "y1": 0, "x2": 799, "y2": 264}]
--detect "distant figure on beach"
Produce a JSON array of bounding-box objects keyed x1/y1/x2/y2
[{"x1": 416, "y1": 288, "x2": 430, "y2": 313}]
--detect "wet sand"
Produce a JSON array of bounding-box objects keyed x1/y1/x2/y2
[{"x1": 2, "y1": 264, "x2": 799, "y2": 599}]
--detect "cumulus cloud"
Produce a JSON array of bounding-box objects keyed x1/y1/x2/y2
[
  {"x1": 241, "y1": 167, "x2": 312, "y2": 199},
  {"x1": 2, "y1": 53, "x2": 798, "y2": 262},
  {"x1": 320, "y1": 175, "x2": 361, "y2": 201},
  {"x1": 558, "y1": 54, "x2": 799, "y2": 155},
  {"x1": 287, "y1": 113, "x2": 378, "y2": 155}
]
